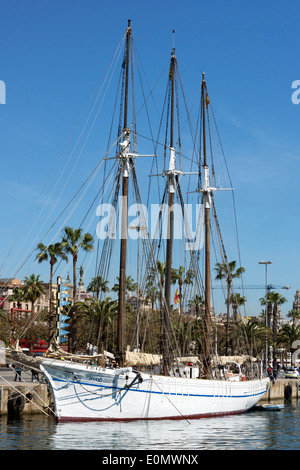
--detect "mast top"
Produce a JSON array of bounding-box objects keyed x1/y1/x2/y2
[{"x1": 171, "y1": 29, "x2": 176, "y2": 58}]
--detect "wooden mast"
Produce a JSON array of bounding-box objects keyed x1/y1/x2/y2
[
  {"x1": 117, "y1": 20, "x2": 131, "y2": 367},
  {"x1": 202, "y1": 73, "x2": 211, "y2": 376},
  {"x1": 162, "y1": 45, "x2": 176, "y2": 376}
]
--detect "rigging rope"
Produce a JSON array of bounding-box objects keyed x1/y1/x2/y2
[{"x1": 1, "y1": 35, "x2": 125, "y2": 284}]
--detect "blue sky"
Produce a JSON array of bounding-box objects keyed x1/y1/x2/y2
[{"x1": 1, "y1": 0, "x2": 300, "y2": 317}]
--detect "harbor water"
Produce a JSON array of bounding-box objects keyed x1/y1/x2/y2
[{"x1": 0, "y1": 400, "x2": 299, "y2": 450}]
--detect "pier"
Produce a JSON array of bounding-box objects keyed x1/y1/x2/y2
[
  {"x1": 262, "y1": 377, "x2": 300, "y2": 402},
  {"x1": 0, "y1": 367, "x2": 51, "y2": 417}
]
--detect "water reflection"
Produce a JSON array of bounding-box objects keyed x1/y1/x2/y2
[
  {"x1": 0, "y1": 415, "x2": 56, "y2": 450},
  {"x1": 0, "y1": 402, "x2": 299, "y2": 450},
  {"x1": 52, "y1": 402, "x2": 299, "y2": 450}
]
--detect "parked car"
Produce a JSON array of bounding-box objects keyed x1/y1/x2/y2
[{"x1": 285, "y1": 367, "x2": 299, "y2": 378}]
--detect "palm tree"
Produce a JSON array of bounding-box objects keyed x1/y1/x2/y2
[
  {"x1": 260, "y1": 291, "x2": 287, "y2": 340},
  {"x1": 184, "y1": 269, "x2": 195, "y2": 287},
  {"x1": 78, "y1": 297, "x2": 118, "y2": 352},
  {"x1": 287, "y1": 309, "x2": 300, "y2": 328},
  {"x1": 173, "y1": 266, "x2": 195, "y2": 314},
  {"x1": 278, "y1": 324, "x2": 300, "y2": 366},
  {"x1": 22, "y1": 274, "x2": 44, "y2": 316},
  {"x1": 112, "y1": 275, "x2": 137, "y2": 295},
  {"x1": 228, "y1": 292, "x2": 246, "y2": 321},
  {"x1": 243, "y1": 318, "x2": 266, "y2": 358},
  {"x1": 156, "y1": 260, "x2": 165, "y2": 291},
  {"x1": 61, "y1": 227, "x2": 94, "y2": 301},
  {"x1": 214, "y1": 260, "x2": 245, "y2": 355},
  {"x1": 8, "y1": 287, "x2": 27, "y2": 309},
  {"x1": 87, "y1": 276, "x2": 109, "y2": 299},
  {"x1": 268, "y1": 292, "x2": 287, "y2": 368},
  {"x1": 260, "y1": 292, "x2": 273, "y2": 328},
  {"x1": 61, "y1": 226, "x2": 94, "y2": 352},
  {"x1": 188, "y1": 294, "x2": 204, "y2": 318},
  {"x1": 269, "y1": 292, "x2": 287, "y2": 340},
  {"x1": 145, "y1": 282, "x2": 159, "y2": 311},
  {"x1": 36, "y1": 242, "x2": 68, "y2": 336},
  {"x1": 173, "y1": 315, "x2": 194, "y2": 355}
]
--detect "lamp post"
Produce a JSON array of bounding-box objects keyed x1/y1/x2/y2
[{"x1": 259, "y1": 261, "x2": 273, "y2": 371}]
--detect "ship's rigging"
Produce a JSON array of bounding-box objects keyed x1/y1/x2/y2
[{"x1": 2, "y1": 20, "x2": 250, "y2": 370}]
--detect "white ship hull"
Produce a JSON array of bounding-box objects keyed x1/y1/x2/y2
[{"x1": 40, "y1": 359, "x2": 269, "y2": 421}]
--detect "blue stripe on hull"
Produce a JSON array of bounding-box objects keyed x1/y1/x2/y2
[{"x1": 52, "y1": 376, "x2": 267, "y2": 400}]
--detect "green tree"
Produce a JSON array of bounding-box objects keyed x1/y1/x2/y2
[
  {"x1": 173, "y1": 266, "x2": 195, "y2": 314},
  {"x1": 260, "y1": 291, "x2": 287, "y2": 362},
  {"x1": 260, "y1": 292, "x2": 273, "y2": 328},
  {"x1": 156, "y1": 260, "x2": 165, "y2": 290},
  {"x1": 214, "y1": 260, "x2": 245, "y2": 355},
  {"x1": 61, "y1": 227, "x2": 94, "y2": 352},
  {"x1": 87, "y1": 276, "x2": 109, "y2": 299},
  {"x1": 278, "y1": 324, "x2": 300, "y2": 366},
  {"x1": 8, "y1": 288, "x2": 27, "y2": 309},
  {"x1": 269, "y1": 292, "x2": 287, "y2": 368},
  {"x1": 145, "y1": 281, "x2": 159, "y2": 311},
  {"x1": 78, "y1": 297, "x2": 118, "y2": 352},
  {"x1": 22, "y1": 274, "x2": 44, "y2": 316},
  {"x1": 287, "y1": 309, "x2": 300, "y2": 328},
  {"x1": 112, "y1": 275, "x2": 137, "y2": 295},
  {"x1": 243, "y1": 318, "x2": 266, "y2": 358},
  {"x1": 228, "y1": 292, "x2": 246, "y2": 321},
  {"x1": 61, "y1": 227, "x2": 94, "y2": 301},
  {"x1": 188, "y1": 294, "x2": 204, "y2": 319},
  {"x1": 269, "y1": 292, "x2": 287, "y2": 341},
  {"x1": 36, "y1": 242, "x2": 68, "y2": 336}
]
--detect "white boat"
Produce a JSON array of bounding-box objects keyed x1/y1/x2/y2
[
  {"x1": 38, "y1": 20, "x2": 269, "y2": 421},
  {"x1": 40, "y1": 359, "x2": 269, "y2": 421}
]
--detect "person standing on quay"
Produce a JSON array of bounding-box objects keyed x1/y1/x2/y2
[{"x1": 14, "y1": 364, "x2": 22, "y2": 382}]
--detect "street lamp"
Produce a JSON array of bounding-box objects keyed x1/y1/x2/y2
[{"x1": 259, "y1": 261, "x2": 273, "y2": 371}]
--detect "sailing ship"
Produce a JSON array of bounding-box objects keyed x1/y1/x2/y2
[{"x1": 24, "y1": 21, "x2": 269, "y2": 421}]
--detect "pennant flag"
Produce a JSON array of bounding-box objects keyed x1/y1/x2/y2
[
  {"x1": 56, "y1": 276, "x2": 71, "y2": 343},
  {"x1": 60, "y1": 314, "x2": 70, "y2": 322},
  {"x1": 59, "y1": 329, "x2": 69, "y2": 337},
  {"x1": 205, "y1": 93, "x2": 209, "y2": 108},
  {"x1": 174, "y1": 289, "x2": 180, "y2": 305}
]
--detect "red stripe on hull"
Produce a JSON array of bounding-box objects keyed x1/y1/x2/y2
[{"x1": 57, "y1": 408, "x2": 247, "y2": 422}]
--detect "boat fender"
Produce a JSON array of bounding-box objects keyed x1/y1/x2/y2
[
  {"x1": 26, "y1": 392, "x2": 33, "y2": 402},
  {"x1": 8, "y1": 392, "x2": 25, "y2": 415},
  {"x1": 284, "y1": 384, "x2": 292, "y2": 401}
]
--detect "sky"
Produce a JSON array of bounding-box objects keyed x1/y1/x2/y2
[{"x1": 1, "y1": 0, "x2": 300, "y2": 318}]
